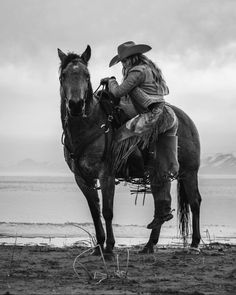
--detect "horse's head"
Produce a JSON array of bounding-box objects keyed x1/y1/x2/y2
[{"x1": 58, "y1": 46, "x2": 92, "y2": 117}]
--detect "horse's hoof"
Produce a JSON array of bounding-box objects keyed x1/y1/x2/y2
[
  {"x1": 91, "y1": 245, "x2": 104, "y2": 256},
  {"x1": 139, "y1": 246, "x2": 154, "y2": 254},
  {"x1": 91, "y1": 248, "x2": 101, "y2": 256},
  {"x1": 103, "y1": 251, "x2": 114, "y2": 261},
  {"x1": 188, "y1": 247, "x2": 201, "y2": 254}
]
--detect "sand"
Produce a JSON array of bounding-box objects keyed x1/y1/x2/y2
[{"x1": 0, "y1": 243, "x2": 235, "y2": 295}]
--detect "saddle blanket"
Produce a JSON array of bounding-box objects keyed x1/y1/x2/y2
[{"x1": 112, "y1": 104, "x2": 178, "y2": 170}]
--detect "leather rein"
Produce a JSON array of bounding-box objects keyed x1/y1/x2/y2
[{"x1": 59, "y1": 65, "x2": 113, "y2": 164}]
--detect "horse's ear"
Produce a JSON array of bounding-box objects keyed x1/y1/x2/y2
[
  {"x1": 81, "y1": 45, "x2": 91, "y2": 64},
  {"x1": 57, "y1": 48, "x2": 67, "y2": 63}
]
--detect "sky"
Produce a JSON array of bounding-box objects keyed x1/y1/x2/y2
[{"x1": 0, "y1": 0, "x2": 236, "y2": 166}]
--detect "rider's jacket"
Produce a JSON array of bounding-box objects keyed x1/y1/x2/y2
[{"x1": 108, "y1": 64, "x2": 168, "y2": 114}]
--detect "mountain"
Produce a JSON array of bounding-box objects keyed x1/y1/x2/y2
[
  {"x1": 200, "y1": 153, "x2": 236, "y2": 175},
  {"x1": 0, "y1": 158, "x2": 70, "y2": 176},
  {"x1": 1, "y1": 153, "x2": 236, "y2": 176}
]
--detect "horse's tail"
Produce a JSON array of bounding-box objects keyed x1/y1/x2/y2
[{"x1": 177, "y1": 179, "x2": 190, "y2": 245}]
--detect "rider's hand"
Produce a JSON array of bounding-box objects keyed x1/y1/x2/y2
[
  {"x1": 100, "y1": 77, "x2": 116, "y2": 85},
  {"x1": 100, "y1": 77, "x2": 110, "y2": 85}
]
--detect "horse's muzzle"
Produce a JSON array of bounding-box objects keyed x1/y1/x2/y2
[{"x1": 68, "y1": 100, "x2": 84, "y2": 116}]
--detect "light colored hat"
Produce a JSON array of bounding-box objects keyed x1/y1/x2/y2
[{"x1": 109, "y1": 41, "x2": 152, "y2": 67}]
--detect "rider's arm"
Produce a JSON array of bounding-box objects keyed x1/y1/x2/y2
[{"x1": 108, "y1": 70, "x2": 145, "y2": 98}]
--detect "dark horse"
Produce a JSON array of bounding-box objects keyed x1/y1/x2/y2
[{"x1": 58, "y1": 45, "x2": 202, "y2": 255}]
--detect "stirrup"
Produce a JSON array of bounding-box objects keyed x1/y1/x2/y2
[{"x1": 147, "y1": 213, "x2": 173, "y2": 229}]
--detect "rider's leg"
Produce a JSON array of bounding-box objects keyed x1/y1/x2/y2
[
  {"x1": 154, "y1": 134, "x2": 179, "y2": 179},
  {"x1": 159, "y1": 107, "x2": 179, "y2": 179},
  {"x1": 147, "y1": 131, "x2": 179, "y2": 229}
]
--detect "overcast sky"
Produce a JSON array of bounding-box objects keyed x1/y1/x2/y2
[{"x1": 0, "y1": 0, "x2": 236, "y2": 165}]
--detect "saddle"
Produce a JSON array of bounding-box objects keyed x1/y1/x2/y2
[
  {"x1": 98, "y1": 90, "x2": 129, "y2": 129},
  {"x1": 98, "y1": 90, "x2": 179, "y2": 181},
  {"x1": 113, "y1": 130, "x2": 179, "y2": 181}
]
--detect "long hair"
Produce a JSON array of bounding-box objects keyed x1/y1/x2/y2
[{"x1": 122, "y1": 54, "x2": 169, "y2": 95}]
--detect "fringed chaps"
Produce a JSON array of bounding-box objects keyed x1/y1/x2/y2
[{"x1": 111, "y1": 104, "x2": 177, "y2": 172}]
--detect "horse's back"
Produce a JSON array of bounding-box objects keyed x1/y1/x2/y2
[{"x1": 169, "y1": 104, "x2": 201, "y2": 171}]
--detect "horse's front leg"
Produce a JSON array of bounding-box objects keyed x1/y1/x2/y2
[
  {"x1": 75, "y1": 176, "x2": 105, "y2": 250},
  {"x1": 99, "y1": 174, "x2": 115, "y2": 255}
]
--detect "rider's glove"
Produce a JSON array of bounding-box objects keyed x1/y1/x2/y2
[
  {"x1": 100, "y1": 76, "x2": 116, "y2": 85},
  {"x1": 100, "y1": 77, "x2": 110, "y2": 85}
]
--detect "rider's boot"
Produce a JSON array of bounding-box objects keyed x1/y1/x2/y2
[{"x1": 147, "y1": 200, "x2": 174, "y2": 229}]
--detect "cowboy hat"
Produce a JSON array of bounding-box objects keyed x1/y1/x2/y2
[{"x1": 109, "y1": 41, "x2": 152, "y2": 67}]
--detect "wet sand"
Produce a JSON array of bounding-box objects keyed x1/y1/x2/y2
[{"x1": 0, "y1": 243, "x2": 235, "y2": 295}]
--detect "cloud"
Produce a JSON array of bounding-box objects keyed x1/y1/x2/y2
[
  {"x1": 0, "y1": 0, "x2": 236, "y2": 164},
  {"x1": 0, "y1": 62, "x2": 60, "y2": 139},
  {"x1": 1, "y1": 0, "x2": 236, "y2": 66}
]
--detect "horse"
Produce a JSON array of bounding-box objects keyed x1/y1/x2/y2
[{"x1": 57, "y1": 45, "x2": 202, "y2": 256}]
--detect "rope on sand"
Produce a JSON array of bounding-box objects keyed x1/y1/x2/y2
[{"x1": 72, "y1": 246, "x2": 130, "y2": 284}]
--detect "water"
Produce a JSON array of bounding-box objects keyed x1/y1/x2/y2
[{"x1": 0, "y1": 175, "x2": 236, "y2": 247}]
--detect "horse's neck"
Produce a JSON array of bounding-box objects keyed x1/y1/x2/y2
[
  {"x1": 88, "y1": 96, "x2": 106, "y2": 125},
  {"x1": 62, "y1": 96, "x2": 106, "y2": 140},
  {"x1": 62, "y1": 96, "x2": 108, "y2": 160},
  {"x1": 61, "y1": 99, "x2": 67, "y2": 130}
]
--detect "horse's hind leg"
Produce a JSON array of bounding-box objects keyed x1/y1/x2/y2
[
  {"x1": 180, "y1": 171, "x2": 202, "y2": 248},
  {"x1": 75, "y1": 176, "x2": 105, "y2": 250}
]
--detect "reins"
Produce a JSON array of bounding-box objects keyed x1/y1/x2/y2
[
  {"x1": 60, "y1": 77, "x2": 114, "y2": 163},
  {"x1": 93, "y1": 82, "x2": 103, "y2": 95},
  {"x1": 93, "y1": 83, "x2": 114, "y2": 158},
  {"x1": 94, "y1": 83, "x2": 114, "y2": 133},
  {"x1": 59, "y1": 54, "x2": 116, "y2": 183}
]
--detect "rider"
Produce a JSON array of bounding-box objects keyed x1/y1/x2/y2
[{"x1": 102, "y1": 41, "x2": 179, "y2": 228}]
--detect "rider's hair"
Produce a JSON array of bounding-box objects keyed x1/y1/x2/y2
[{"x1": 122, "y1": 54, "x2": 169, "y2": 95}]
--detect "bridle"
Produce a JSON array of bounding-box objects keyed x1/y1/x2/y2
[
  {"x1": 59, "y1": 58, "x2": 91, "y2": 119},
  {"x1": 59, "y1": 59, "x2": 114, "y2": 164}
]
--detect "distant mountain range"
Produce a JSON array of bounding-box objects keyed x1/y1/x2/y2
[
  {"x1": 200, "y1": 153, "x2": 236, "y2": 175},
  {"x1": 0, "y1": 153, "x2": 236, "y2": 176},
  {"x1": 0, "y1": 158, "x2": 70, "y2": 176}
]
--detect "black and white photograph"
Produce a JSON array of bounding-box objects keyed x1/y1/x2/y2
[{"x1": 0, "y1": 0, "x2": 235, "y2": 294}]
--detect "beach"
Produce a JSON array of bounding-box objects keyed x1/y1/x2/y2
[
  {"x1": 0, "y1": 243, "x2": 236, "y2": 294},
  {"x1": 0, "y1": 175, "x2": 236, "y2": 247},
  {"x1": 0, "y1": 175, "x2": 236, "y2": 294}
]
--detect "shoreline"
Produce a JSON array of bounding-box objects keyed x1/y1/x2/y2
[{"x1": 1, "y1": 221, "x2": 236, "y2": 248}]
